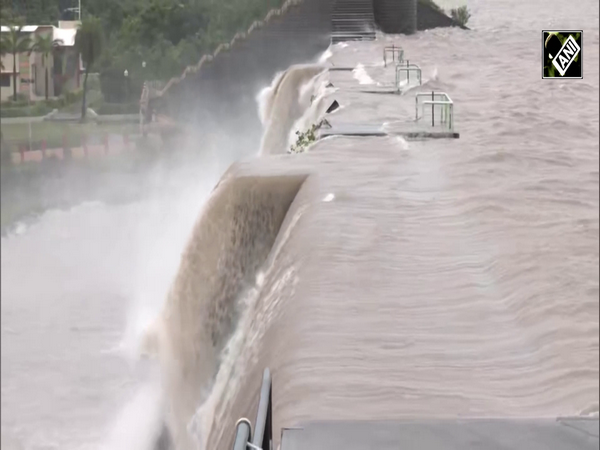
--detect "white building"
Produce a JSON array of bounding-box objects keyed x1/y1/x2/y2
[{"x1": 1, "y1": 21, "x2": 82, "y2": 102}]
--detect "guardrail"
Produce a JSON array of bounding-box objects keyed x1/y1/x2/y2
[
  {"x1": 383, "y1": 45, "x2": 404, "y2": 67},
  {"x1": 232, "y1": 368, "x2": 273, "y2": 450},
  {"x1": 395, "y1": 60, "x2": 422, "y2": 89},
  {"x1": 415, "y1": 91, "x2": 454, "y2": 130}
]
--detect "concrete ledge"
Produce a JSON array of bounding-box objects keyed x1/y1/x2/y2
[
  {"x1": 319, "y1": 122, "x2": 459, "y2": 140},
  {"x1": 281, "y1": 418, "x2": 599, "y2": 450}
]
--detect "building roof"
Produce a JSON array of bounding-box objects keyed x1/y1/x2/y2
[
  {"x1": 0, "y1": 25, "x2": 77, "y2": 46},
  {"x1": 52, "y1": 27, "x2": 77, "y2": 46},
  {"x1": 1, "y1": 25, "x2": 45, "y2": 33}
]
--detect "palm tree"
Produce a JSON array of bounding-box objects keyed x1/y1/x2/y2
[
  {"x1": 1, "y1": 24, "x2": 33, "y2": 101},
  {"x1": 0, "y1": 38, "x2": 7, "y2": 70},
  {"x1": 75, "y1": 17, "x2": 104, "y2": 120},
  {"x1": 31, "y1": 34, "x2": 63, "y2": 100}
]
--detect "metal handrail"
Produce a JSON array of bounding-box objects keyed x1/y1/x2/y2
[
  {"x1": 395, "y1": 60, "x2": 422, "y2": 89},
  {"x1": 233, "y1": 419, "x2": 252, "y2": 450},
  {"x1": 415, "y1": 92, "x2": 454, "y2": 130},
  {"x1": 252, "y1": 369, "x2": 273, "y2": 450},
  {"x1": 232, "y1": 368, "x2": 273, "y2": 450},
  {"x1": 383, "y1": 45, "x2": 404, "y2": 67}
]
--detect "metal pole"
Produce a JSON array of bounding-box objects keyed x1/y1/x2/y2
[
  {"x1": 79, "y1": 0, "x2": 81, "y2": 20},
  {"x1": 253, "y1": 368, "x2": 273, "y2": 450},
  {"x1": 233, "y1": 419, "x2": 251, "y2": 450},
  {"x1": 431, "y1": 91, "x2": 434, "y2": 127},
  {"x1": 415, "y1": 96, "x2": 418, "y2": 121},
  {"x1": 27, "y1": 59, "x2": 32, "y2": 151}
]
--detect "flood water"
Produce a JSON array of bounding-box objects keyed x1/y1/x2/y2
[{"x1": 1, "y1": 0, "x2": 599, "y2": 449}]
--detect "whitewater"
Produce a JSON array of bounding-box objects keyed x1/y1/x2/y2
[{"x1": 1, "y1": 0, "x2": 599, "y2": 449}]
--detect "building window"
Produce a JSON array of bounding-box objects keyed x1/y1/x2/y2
[{"x1": 0, "y1": 74, "x2": 11, "y2": 87}]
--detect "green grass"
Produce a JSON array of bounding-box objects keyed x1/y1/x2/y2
[{"x1": 1, "y1": 121, "x2": 139, "y2": 153}]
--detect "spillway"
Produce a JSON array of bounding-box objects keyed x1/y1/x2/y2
[
  {"x1": 146, "y1": 1, "x2": 599, "y2": 449},
  {"x1": 1, "y1": 1, "x2": 598, "y2": 450}
]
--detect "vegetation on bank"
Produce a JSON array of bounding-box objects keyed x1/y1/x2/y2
[
  {"x1": 0, "y1": 90, "x2": 85, "y2": 117},
  {"x1": 450, "y1": 6, "x2": 471, "y2": 28},
  {"x1": 418, "y1": 0, "x2": 471, "y2": 27},
  {"x1": 289, "y1": 119, "x2": 330, "y2": 154},
  {"x1": 74, "y1": 17, "x2": 104, "y2": 120},
  {"x1": 0, "y1": 74, "x2": 138, "y2": 118},
  {"x1": 1, "y1": 0, "x2": 288, "y2": 104}
]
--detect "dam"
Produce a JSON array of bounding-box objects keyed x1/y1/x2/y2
[
  {"x1": 139, "y1": 0, "x2": 599, "y2": 449},
  {"x1": 0, "y1": 0, "x2": 598, "y2": 449}
]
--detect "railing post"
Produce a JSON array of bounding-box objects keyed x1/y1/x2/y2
[
  {"x1": 431, "y1": 91, "x2": 435, "y2": 127},
  {"x1": 19, "y1": 144, "x2": 25, "y2": 163},
  {"x1": 231, "y1": 368, "x2": 273, "y2": 450},
  {"x1": 82, "y1": 134, "x2": 88, "y2": 158},
  {"x1": 41, "y1": 139, "x2": 47, "y2": 159},
  {"x1": 415, "y1": 95, "x2": 418, "y2": 121},
  {"x1": 233, "y1": 419, "x2": 252, "y2": 450},
  {"x1": 253, "y1": 368, "x2": 273, "y2": 450}
]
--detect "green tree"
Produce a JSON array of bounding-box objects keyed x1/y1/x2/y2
[
  {"x1": 0, "y1": 37, "x2": 6, "y2": 70},
  {"x1": 1, "y1": 24, "x2": 33, "y2": 101},
  {"x1": 31, "y1": 34, "x2": 63, "y2": 100},
  {"x1": 75, "y1": 17, "x2": 104, "y2": 120},
  {"x1": 450, "y1": 6, "x2": 471, "y2": 27}
]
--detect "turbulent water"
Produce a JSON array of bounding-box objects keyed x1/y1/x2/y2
[{"x1": 1, "y1": 0, "x2": 599, "y2": 449}]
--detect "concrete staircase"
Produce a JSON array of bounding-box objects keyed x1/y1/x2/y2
[{"x1": 331, "y1": 0, "x2": 376, "y2": 43}]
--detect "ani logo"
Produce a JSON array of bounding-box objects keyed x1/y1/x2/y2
[{"x1": 543, "y1": 31, "x2": 583, "y2": 79}]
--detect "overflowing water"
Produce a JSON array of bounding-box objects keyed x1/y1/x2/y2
[{"x1": 1, "y1": 0, "x2": 599, "y2": 449}]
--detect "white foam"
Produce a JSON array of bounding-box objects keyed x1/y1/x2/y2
[
  {"x1": 289, "y1": 73, "x2": 337, "y2": 150},
  {"x1": 256, "y1": 70, "x2": 286, "y2": 126},
  {"x1": 102, "y1": 383, "x2": 164, "y2": 450},
  {"x1": 352, "y1": 63, "x2": 375, "y2": 85},
  {"x1": 395, "y1": 136, "x2": 410, "y2": 150},
  {"x1": 318, "y1": 47, "x2": 333, "y2": 63}
]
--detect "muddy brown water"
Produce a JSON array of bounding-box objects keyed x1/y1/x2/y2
[{"x1": 1, "y1": 0, "x2": 598, "y2": 449}]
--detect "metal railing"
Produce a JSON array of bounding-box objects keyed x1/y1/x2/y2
[
  {"x1": 383, "y1": 45, "x2": 404, "y2": 67},
  {"x1": 415, "y1": 91, "x2": 454, "y2": 131},
  {"x1": 395, "y1": 60, "x2": 422, "y2": 89},
  {"x1": 232, "y1": 368, "x2": 273, "y2": 450}
]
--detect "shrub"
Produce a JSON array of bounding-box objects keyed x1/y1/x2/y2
[
  {"x1": 0, "y1": 104, "x2": 53, "y2": 118},
  {"x1": 0, "y1": 90, "x2": 86, "y2": 117},
  {"x1": 289, "y1": 119, "x2": 330, "y2": 154},
  {"x1": 450, "y1": 6, "x2": 471, "y2": 27}
]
